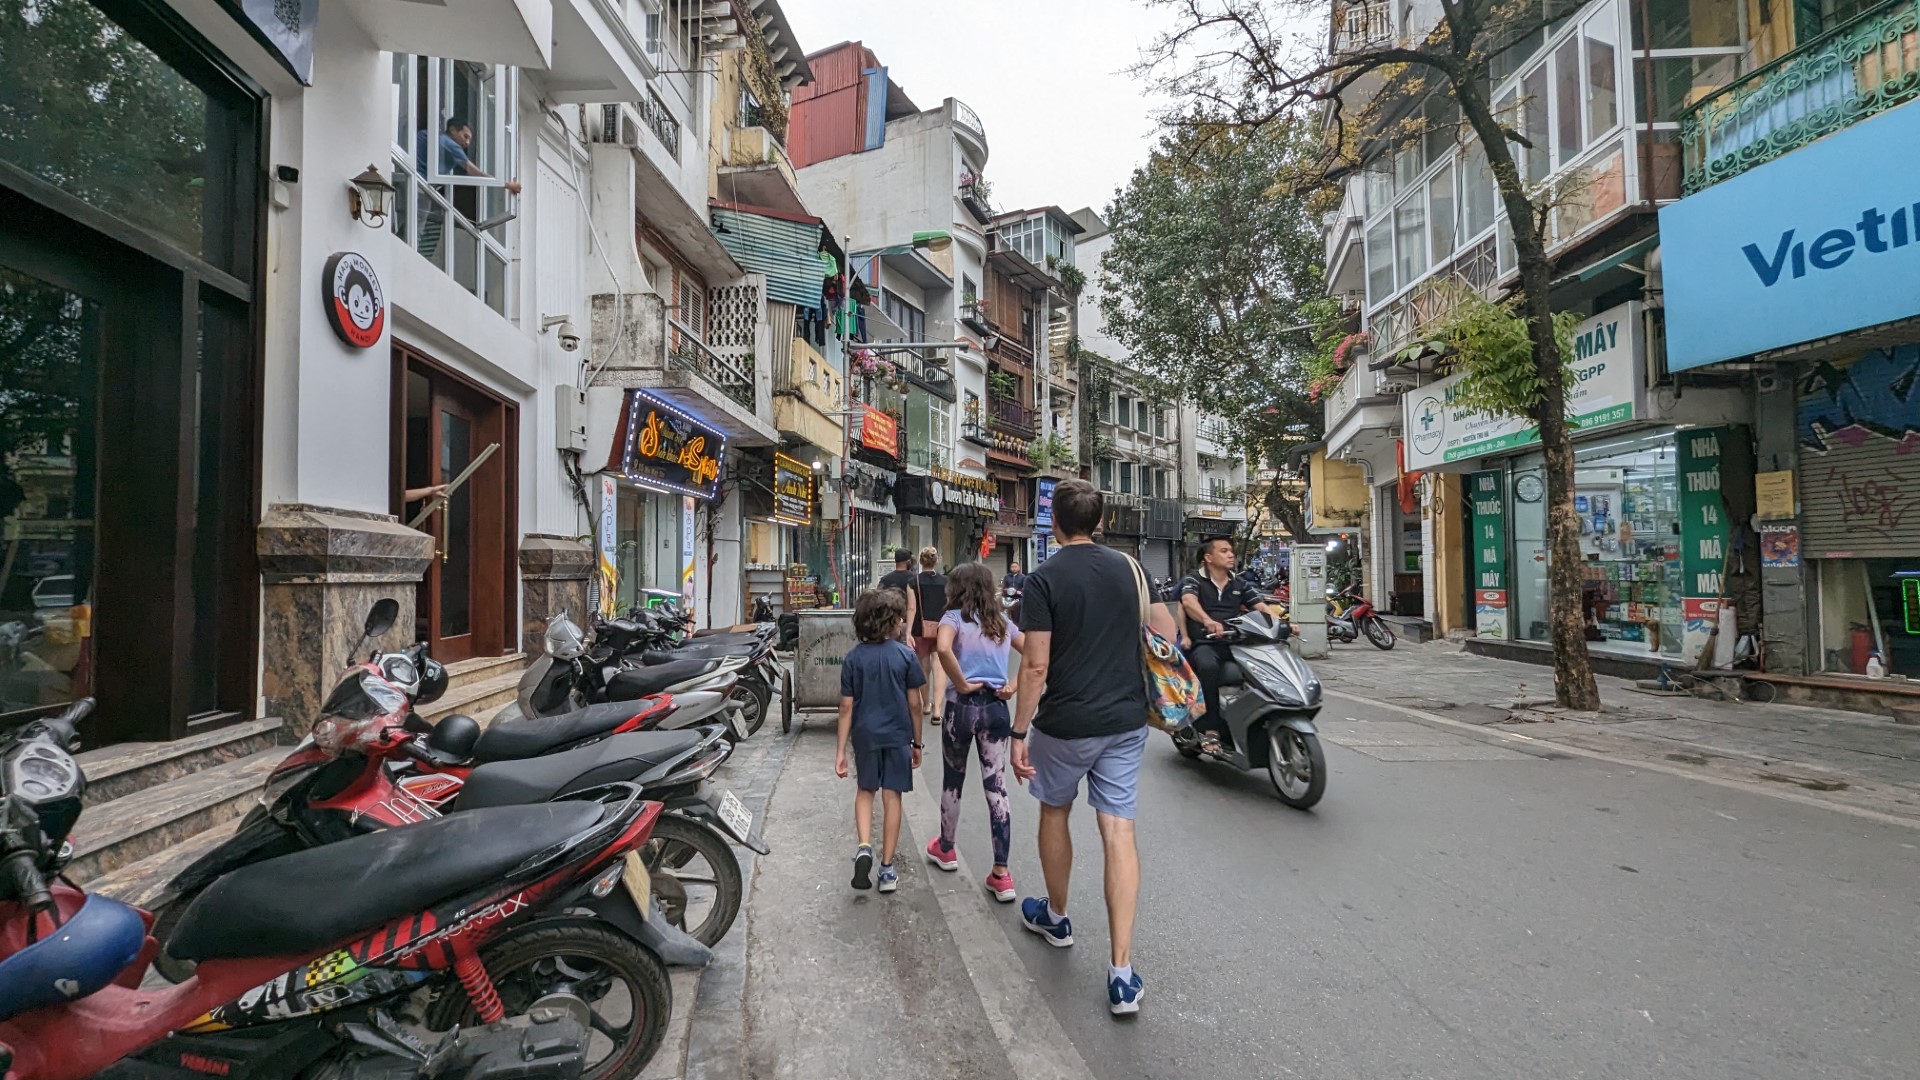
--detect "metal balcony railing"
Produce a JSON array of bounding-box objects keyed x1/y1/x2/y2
[
  {"x1": 1368, "y1": 233, "x2": 1500, "y2": 355},
  {"x1": 987, "y1": 394, "x2": 1038, "y2": 438},
  {"x1": 1680, "y1": 0, "x2": 1920, "y2": 193},
  {"x1": 1333, "y1": 0, "x2": 1392, "y2": 54},
  {"x1": 667, "y1": 316, "x2": 754, "y2": 409}
]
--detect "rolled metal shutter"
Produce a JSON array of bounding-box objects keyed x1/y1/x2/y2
[
  {"x1": 1796, "y1": 350, "x2": 1920, "y2": 558},
  {"x1": 1797, "y1": 438, "x2": 1920, "y2": 558}
]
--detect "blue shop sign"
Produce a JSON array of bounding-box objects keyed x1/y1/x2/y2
[{"x1": 1659, "y1": 99, "x2": 1920, "y2": 372}]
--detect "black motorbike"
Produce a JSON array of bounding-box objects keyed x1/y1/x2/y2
[{"x1": 1170, "y1": 609, "x2": 1328, "y2": 810}]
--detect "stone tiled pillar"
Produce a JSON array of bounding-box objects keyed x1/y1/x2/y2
[
  {"x1": 520, "y1": 534, "x2": 593, "y2": 656},
  {"x1": 258, "y1": 504, "x2": 434, "y2": 731}
]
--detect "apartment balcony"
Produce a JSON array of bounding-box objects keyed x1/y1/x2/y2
[
  {"x1": 960, "y1": 299, "x2": 994, "y2": 334},
  {"x1": 1681, "y1": 0, "x2": 1920, "y2": 194},
  {"x1": 1322, "y1": 358, "x2": 1403, "y2": 477},
  {"x1": 772, "y1": 337, "x2": 846, "y2": 452},
  {"x1": 994, "y1": 506, "x2": 1031, "y2": 530},
  {"x1": 990, "y1": 336, "x2": 1035, "y2": 371},
  {"x1": 959, "y1": 174, "x2": 994, "y2": 225},
  {"x1": 1333, "y1": 0, "x2": 1392, "y2": 54},
  {"x1": 1367, "y1": 232, "x2": 1500, "y2": 356},
  {"x1": 987, "y1": 394, "x2": 1038, "y2": 439},
  {"x1": 348, "y1": 0, "x2": 649, "y2": 102},
  {"x1": 951, "y1": 98, "x2": 989, "y2": 164},
  {"x1": 1184, "y1": 491, "x2": 1249, "y2": 523},
  {"x1": 718, "y1": 125, "x2": 806, "y2": 217},
  {"x1": 588, "y1": 290, "x2": 778, "y2": 445}
]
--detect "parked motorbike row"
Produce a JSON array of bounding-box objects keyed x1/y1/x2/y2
[{"x1": 0, "y1": 596, "x2": 788, "y2": 1079}]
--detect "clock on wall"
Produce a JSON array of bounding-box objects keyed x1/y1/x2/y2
[{"x1": 1515, "y1": 474, "x2": 1545, "y2": 503}]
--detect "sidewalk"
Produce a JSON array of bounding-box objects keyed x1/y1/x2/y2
[
  {"x1": 684, "y1": 720, "x2": 1097, "y2": 1080},
  {"x1": 1311, "y1": 640, "x2": 1920, "y2": 823}
]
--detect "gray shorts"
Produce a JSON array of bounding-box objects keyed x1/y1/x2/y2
[{"x1": 1027, "y1": 727, "x2": 1149, "y2": 818}]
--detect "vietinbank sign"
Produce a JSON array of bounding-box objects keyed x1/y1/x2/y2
[
  {"x1": 1660, "y1": 100, "x2": 1920, "y2": 372},
  {"x1": 1403, "y1": 301, "x2": 1644, "y2": 471}
]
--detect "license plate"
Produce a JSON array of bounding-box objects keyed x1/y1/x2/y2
[
  {"x1": 622, "y1": 850, "x2": 652, "y2": 919},
  {"x1": 717, "y1": 790, "x2": 753, "y2": 839}
]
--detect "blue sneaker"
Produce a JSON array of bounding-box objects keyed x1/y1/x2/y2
[
  {"x1": 1108, "y1": 970, "x2": 1144, "y2": 1015},
  {"x1": 851, "y1": 844, "x2": 873, "y2": 890},
  {"x1": 1020, "y1": 897, "x2": 1073, "y2": 947},
  {"x1": 877, "y1": 863, "x2": 899, "y2": 893}
]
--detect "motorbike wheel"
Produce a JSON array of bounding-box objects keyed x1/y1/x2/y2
[
  {"x1": 643, "y1": 815, "x2": 742, "y2": 946},
  {"x1": 1265, "y1": 727, "x2": 1327, "y2": 810},
  {"x1": 1363, "y1": 617, "x2": 1396, "y2": 651},
  {"x1": 741, "y1": 676, "x2": 772, "y2": 738},
  {"x1": 429, "y1": 922, "x2": 670, "y2": 1080},
  {"x1": 780, "y1": 668, "x2": 794, "y2": 734}
]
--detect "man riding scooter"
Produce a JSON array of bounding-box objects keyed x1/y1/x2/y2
[{"x1": 1178, "y1": 535, "x2": 1275, "y2": 755}]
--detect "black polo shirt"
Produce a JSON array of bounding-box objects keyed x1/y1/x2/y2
[{"x1": 1178, "y1": 571, "x2": 1263, "y2": 642}]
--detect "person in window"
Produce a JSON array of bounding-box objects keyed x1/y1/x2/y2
[{"x1": 434, "y1": 116, "x2": 521, "y2": 195}]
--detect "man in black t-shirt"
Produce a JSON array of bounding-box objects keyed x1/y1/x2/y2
[
  {"x1": 1012, "y1": 481, "x2": 1165, "y2": 1015},
  {"x1": 876, "y1": 548, "x2": 918, "y2": 645},
  {"x1": 1178, "y1": 535, "x2": 1273, "y2": 752}
]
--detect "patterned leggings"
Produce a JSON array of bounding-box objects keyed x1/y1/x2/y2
[{"x1": 938, "y1": 692, "x2": 1012, "y2": 867}]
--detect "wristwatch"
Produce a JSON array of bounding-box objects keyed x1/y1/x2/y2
[
  {"x1": 911, "y1": 740, "x2": 925, "y2": 750},
  {"x1": 1010, "y1": 729, "x2": 1028, "y2": 741}
]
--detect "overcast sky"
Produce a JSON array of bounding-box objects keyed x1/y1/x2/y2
[{"x1": 781, "y1": 0, "x2": 1183, "y2": 220}]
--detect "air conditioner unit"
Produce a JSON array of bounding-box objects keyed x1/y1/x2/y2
[
  {"x1": 590, "y1": 104, "x2": 641, "y2": 148},
  {"x1": 1376, "y1": 372, "x2": 1418, "y2": 396}
]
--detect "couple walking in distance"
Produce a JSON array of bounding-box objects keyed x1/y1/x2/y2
[{"x1": 835, "y1": 479, "x2": 1162, "y2": 1016}]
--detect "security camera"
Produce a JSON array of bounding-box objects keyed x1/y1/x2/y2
[
  {"x1": 542, "y1": 315, "x2": 581, "y2": 353},
  {"x1": 1756, "y1": 372, "x2": 1781, "y2": 394}
]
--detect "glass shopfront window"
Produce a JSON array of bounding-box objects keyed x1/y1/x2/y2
[
  {"x1": 1818, "y1": 559, "x2": 1920, "y2": 678},
  {"x1": 615, "y1": 486, "x2": 685, "y2": 612},
  {"x1": 1510, "y1": 430, "x2": 1683, "y2": 657}
]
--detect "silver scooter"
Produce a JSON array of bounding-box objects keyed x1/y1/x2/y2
[
  {"x1": 498, "y1": 613, "x2": 751, "y2": 739},
  {"x1": 1169, "y1": 609, "x2": 1328, "y2": 809}
]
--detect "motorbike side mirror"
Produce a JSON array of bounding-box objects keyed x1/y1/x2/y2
[
  {"x1": 351, "y1": 598, "x2": 401, "y2": 662},
  {"x1": 364, "y1": 598, "x2": 399, "y2": 638}
]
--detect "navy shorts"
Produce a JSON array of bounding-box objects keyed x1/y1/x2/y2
[{"x1": 853, "y1": 745, "x2": 914, "y2": 792}]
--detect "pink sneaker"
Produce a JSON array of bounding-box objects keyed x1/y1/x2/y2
[
  {"x1": 985, "y1": 869, "x2": 1016, "y2": 902},
  {"x1": 925, "y1": 837, "x2": 959, "y2": 872}
]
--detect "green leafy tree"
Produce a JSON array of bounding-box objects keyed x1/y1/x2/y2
[
  {"x1": 1140, "y1": 0, "x2": 1605, "y2": 708},
  {"x1": 1096, "y1": 119, "x2": 1330, "y2": 539}
]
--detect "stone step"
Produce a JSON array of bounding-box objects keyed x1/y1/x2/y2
[
  {"x1": 76, "y1": 717, "x2": 286, "y2": 806},
  {"x1": 419, "y1": 667, "x2": 522, "y2": 725},
  {"x1": 444, "y1": 652, "x2": 525, "y2": 685},
  {"x1": 82, "y1": 817, "x2": 247, "y2": 909},
  {"x1": 66, "y1": 749, "x2": 285, "y2": 884}
]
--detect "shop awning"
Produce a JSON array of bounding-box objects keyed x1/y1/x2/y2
[
  {"x1": 1569, "y1": 235, "x2": 1657, "y2": 283},
  {"x1": 711, "y1": 203, "x2": 827, "y2": 308}
]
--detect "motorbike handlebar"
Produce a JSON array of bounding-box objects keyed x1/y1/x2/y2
[{"x1": 0, "y1": 849, "x2": 50, "y2": 913}]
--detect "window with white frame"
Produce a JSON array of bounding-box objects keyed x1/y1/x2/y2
[
  {"x1": 390, "y1": 54, "x2": 517, "y2": 316},
  {"x1": 1360, "y1": 0, "x2": 1629, "y2": 309},
  {"x1": 1099, "y1": 459, "x2": 1113, "y2": 490}
]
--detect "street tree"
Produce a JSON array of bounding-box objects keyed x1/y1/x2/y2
[
  {"x1": 1096, "y1": 118, "x2": 1332, "y2": 541},
  {"x1": 1140, "y1": 0, "x2": 1603, "y2": 709}
]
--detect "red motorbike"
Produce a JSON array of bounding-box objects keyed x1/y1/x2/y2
[
  {"x1": 146, "y1": 604, "x2": 759, "y2": 983},
  {"x1": 1327, "y1": 584, "x2": 1396, "y2": 650},
  {"x1": 0, "y1": 700, "x2": 684, "y2": 1079}
]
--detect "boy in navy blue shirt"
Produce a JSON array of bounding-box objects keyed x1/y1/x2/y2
[{"x1": 836, "y1": 586, "x2": 926, "y2": 892}]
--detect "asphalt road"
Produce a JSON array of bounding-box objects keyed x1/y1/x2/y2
[{"x1": 919, "y1": 694, "x2": 1920, "y2": 1080}]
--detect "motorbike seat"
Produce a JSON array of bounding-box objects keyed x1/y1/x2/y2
[
  {"x1": 454, "y1": 730, "x2": 708, "y2": 811},
  {"x1": 606, "y1": 658, "x2": 720, "y2": 699},
  {"x1": 168, "y1": 803, "x2": 603, "y2": 962},
  {"x1": 470, "y1": 701, "x2": 658, "y2": 763},
  {"x1": 637, "y1": 642, "x2": 756, "y2": 666}
]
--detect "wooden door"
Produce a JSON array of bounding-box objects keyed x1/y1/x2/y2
[{"x1": 398, "y1": 348, "x2": 516, "y2": 663}]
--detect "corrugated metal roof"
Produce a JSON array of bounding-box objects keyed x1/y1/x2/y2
[{"x1": 712, "y1": 206, "x2": 825, "y2": 308}]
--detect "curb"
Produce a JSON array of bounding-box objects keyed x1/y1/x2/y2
[
  {"x1": 1323, "y1": 687, "x2": 1920, "y2": 831},
  {"x1": 898, "y1": 778, "x2": 1101, "y2": 1080}
]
